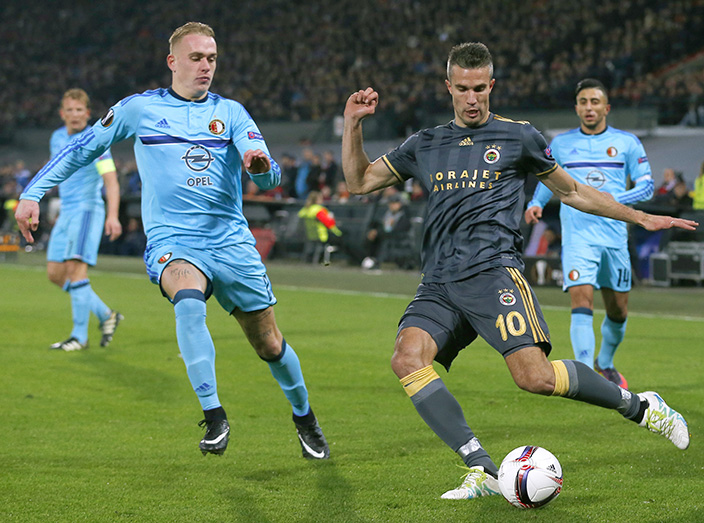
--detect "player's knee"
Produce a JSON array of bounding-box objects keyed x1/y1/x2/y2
[
  {"x1": 391, "y1": 342, "x2": 424, "y2": 379},
  {"x1": 47, "y1": 272, "x2": 64, "y2": 287},
  {"x1": 250, "y1": 331, "x2": 284, "y2": 360},
  {"x1": 607, "y1": 311, "x2": 628, "y2": 323},
  {"x1": 254, "y1": 342, "x2": 280, "y2": 360},
  {"x1": 47, "y1": 266, "x2": 65, "y2": 287},
  {"x1": 236, "y1": 307, "x2": 283, "y2": 360}
]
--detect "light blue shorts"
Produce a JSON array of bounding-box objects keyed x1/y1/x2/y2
[
  {"x1": 47, "y1": 207, "x2": 105, "y2": 266},
  {"x1": 144, "y1": 240, "x2": 277, "y2": 313},
  {"x1": 561, "y1": 243, "x2": 631, "y2": 292}
]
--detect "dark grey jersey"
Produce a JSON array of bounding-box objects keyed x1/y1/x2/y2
[{"x1": 383, "y1": 114, "x2": 556, "y2": 283}]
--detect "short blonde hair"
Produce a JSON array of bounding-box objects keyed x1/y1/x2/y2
[
  {"x1": 169, "y1": 22, "x2": 215, "y2": 53},
  {"x1": 62, "y1": 88, "x2": 90, "y2": 109}
]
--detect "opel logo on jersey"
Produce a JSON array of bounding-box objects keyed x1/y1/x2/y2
[
  {"x1": 209, "y1": 119, "x2": 226, "y2": 135},
  {"x1": 586, "y1": 169, "x2": 606, "y2": 188},
  {"x1": 181, "y1": 145, "x2": 214, "y2": 172}
]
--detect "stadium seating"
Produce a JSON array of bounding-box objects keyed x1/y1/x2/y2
[{"x1": 2, "y1": 0, "x2": 703, "y2": 135}]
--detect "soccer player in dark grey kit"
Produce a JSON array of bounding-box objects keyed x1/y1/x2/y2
[{"x1": 342, "y1": 42, "x2": 694, "y2": 500}]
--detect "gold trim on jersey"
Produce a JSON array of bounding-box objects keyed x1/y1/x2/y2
[
  {"x1": 506, "y1": 267, "x2": 549, "y2": 344},
  {"x1": 381, "y1": 155, "x2": 405, "y2": 183},
  {"x1": 535, "y1": 163, "x2": 558, "y2": 178},
  {"x1": 493, "y1": 114, "x2": 530, "y2": 125},
  {"x1": 458, "y1": 136, "x2": 474, "y2": 146}
]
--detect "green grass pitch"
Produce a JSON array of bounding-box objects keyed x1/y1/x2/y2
[{"x1": 1, "y1": 253, "x2": 702, "y2": 522}]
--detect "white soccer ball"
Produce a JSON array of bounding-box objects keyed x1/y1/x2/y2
[
  {"x1": 361, "y1": 256, "x2": 376, "y2": 270},
  {"x1": 498, "y1": 445, "x2": 563, "y2": 509}
]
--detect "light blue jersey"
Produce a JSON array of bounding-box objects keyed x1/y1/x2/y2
[
  {"x1": 50, "y1": 125, "x2": 114, "y2": 212},
  {"x1": 46, "y1": 125, "x2": 115, "y2": 265},
  {"x1": 24, "y1": 85, "x2": 314, "y2": 424},
  {"x1": 23, "y1": 88, "x2": 280, "y2": 251},
  {"x1": 527, "y1": 126, "x2": 653, "y2": 248}
]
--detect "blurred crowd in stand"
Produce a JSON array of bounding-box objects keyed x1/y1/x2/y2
[
  {"x1": 0, "y1": 155, "x2": 145, "y2": 255},
  {"x1": 2, "y1": 0, "x2": 704, "y2": 140},
  {"x1": 3, "y1": 0, "x2": 704, "y2": 269},
  {"x1": 0, "y1": 147, "x2": 429, "y2": 266},
  {"x1": 3, "y1": 149, "x2": 703, "y2": 270},
  {"x1": 243, "y1": 145, "x2": 429, "y2": 203},
  {"x1": 654, "y1": 163, "x2": 704, "y2": 211}
]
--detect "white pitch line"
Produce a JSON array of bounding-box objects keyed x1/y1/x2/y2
[
  {"x1": 275, "y1": 284, "x2": 704, "y2": 323},
  {"x1": 6, "y1": 264, "x2": 704, "y2": 323},
  {"x1": 539, "y1": 304, "x2": 704, "y2": 323},
  {"x1": 276, "y1": 284, "x2": 411, "y2": 300}
]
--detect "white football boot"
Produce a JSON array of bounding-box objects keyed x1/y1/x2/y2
[
  {"x1": 637, "y1": 391, "x2": 690, "y2": 450},
  {"x1": 441, "y1": 466, "x2": 500, "y2": 500}
]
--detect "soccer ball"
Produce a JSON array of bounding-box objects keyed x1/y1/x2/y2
[
  {"x1": 361, "y1": 256, "x2": 376, "y2": 270},
  {"x1": 498, "y1": 445, "x2": 563, "y2": 509}
]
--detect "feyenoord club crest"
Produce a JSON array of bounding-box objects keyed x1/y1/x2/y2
[
  {"x1": 208, "y1": 119, "x2": 226, "y2": 135},
  {"x1": 568, "y1": 269, "x2": 580, "y2": 281},
  {"x1": 158, "y1": 252, "x2": 173, "y2": 264},
  {"x1": 606, "y1": 146, "x2": 618, "y2": 157}
]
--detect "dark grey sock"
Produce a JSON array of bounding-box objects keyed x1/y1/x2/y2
[
  {"x1": 410, "y1": 379, "x2": 497, "y2": 476},
  {"x1": 560, "y1": 360, "x2": 640, "y2": 418}
]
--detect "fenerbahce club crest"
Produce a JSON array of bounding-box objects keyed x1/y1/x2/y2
[
  {"x1": 499, "y1": 290, "x2": 516, "y2": 306},
  {"x1": 484, "y1": 145, "x2": 501, "y2": 164}
]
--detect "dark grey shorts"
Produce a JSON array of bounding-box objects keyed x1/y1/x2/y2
[{"x1": 398, "y1": 266, "x2": 552, "y2": 370}]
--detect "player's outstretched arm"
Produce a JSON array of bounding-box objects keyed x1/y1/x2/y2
[
  {"x1": 15, "y1": 199, "x2": 40, "y2": 243},
  {"x1": 640, "y1": 212, "x2": 699, "y2": 232},
  {"x1": 342, "y1": 88, "x2": 398, "y2": 195},
  {"x1": 102, "y1": 170, "x2": 122, "y2": 241},
  {"x1": 542, "y1": 165, "x2": 698, "y2": 232}
]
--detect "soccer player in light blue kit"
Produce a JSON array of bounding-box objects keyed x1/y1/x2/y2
[
  {"x1": 47, "y1": 88, "x2": 123, "y2": 352},
  {"x1": 525, "y1": 79, "x2": 654, "y2": 388},
  {"x1": 15, "y1": 22, "x2": 329, "y2": 459}
]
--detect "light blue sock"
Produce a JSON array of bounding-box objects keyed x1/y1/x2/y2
[
  {"x1": 265, "y1": 339, "x2": 310, "y2": 417},
  {"x1": 87, "y1": 285, "x2": 111, "y2": 323},
  {"x1": 68, "y1": 279, "x2": 91, "y2": 344},
  {"x1": 597, "y1": 316, "x2": 627, "y2": 370},
  {"x1": 173, "y1": 290, "x2": 220, "y2": 411},
  {"x1": 570, "y1": 308, "x2": 595, "y2": 366}
]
